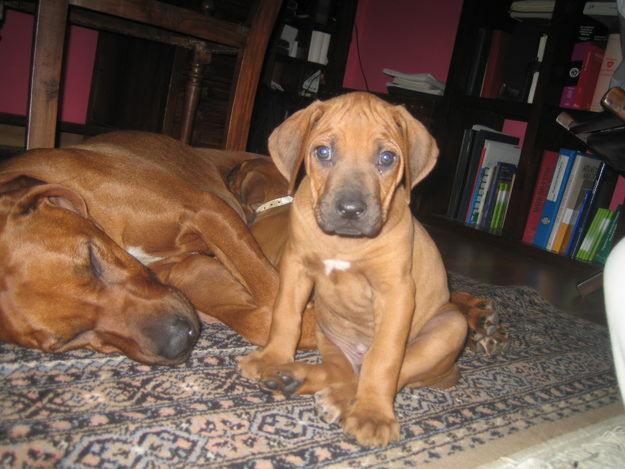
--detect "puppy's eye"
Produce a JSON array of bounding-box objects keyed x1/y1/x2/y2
[
  {"x1": 314, "y1": 145, "x2": 333, "y2": 162},
  {"x1": 377, "y1": 151, "x2": 396, "y2": 169}
]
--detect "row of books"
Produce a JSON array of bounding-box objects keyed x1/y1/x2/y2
[
  {"x1": 523, "y1": 149, "x2": 625, "y2": 264},
  {"x1": 560, "y1": 31, "x2": 622, "y2": 112},
  {"x1": 465, "y1": 24, "x2": 546, "y2": 103},
  {"x1": 447, "y1": 125, "x2": 521, "y2": 233}
]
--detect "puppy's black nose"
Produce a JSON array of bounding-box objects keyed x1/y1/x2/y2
[
  {"x1": 158, "y1": 315, "x2": 199, "y2": 359},
  {"x1": 335, "y1": 196, "x2": 366, "y2": 219}
]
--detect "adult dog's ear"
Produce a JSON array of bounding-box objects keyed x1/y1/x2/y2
[
  {"x1": 393, "y1": 105, "x2": 439, "y2": 203},
  {"x1": 14, "y1": 183, "x2": 89, "y2": 218},
  {"x1": 268, "y1": 101, "x2": 324, "y2": 194}
]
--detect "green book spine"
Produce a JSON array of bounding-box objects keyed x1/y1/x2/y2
[
  {"x1": 588, "y1": 209, "x2": 613, "y2": 261},
  {"x1": 593, "y1": 206, "x2": 621, "y2": 264},
  {"x1": 489, "y1": 183, "x2": 506, "y2": 232},
  {"x1": 576, "y1": 209, "x2": 604, "y2": 261},
  {"x1": 491, "y1": 182, "x2": 510, "y2": 234},
  {"x1": 497, "y1": 181, "x2": 513, "y2": 232}
]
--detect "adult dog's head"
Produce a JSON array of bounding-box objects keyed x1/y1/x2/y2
[
  {"x1": 0, "y1": 175, "x2": 200, "y2": 365},
  {"x1": 268, "y1": 92, "x2": 438, "y2": 237}
]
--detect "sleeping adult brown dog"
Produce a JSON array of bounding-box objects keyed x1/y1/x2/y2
[
  {"x1": 239, "y1": 92, "x2": 468, "y2": 447},
  {"x1": 0, "y1": 132, "x2": 285, "y2": 365}
]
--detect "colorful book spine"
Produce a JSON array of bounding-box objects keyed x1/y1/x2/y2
[
  {"x1": 590, "y1": 33, "x2": 623, "y2": 112},
  {"x1": 533, "y1": 149, "x2": 577, "y2": 249},
  {"x1": 467, "y1": 167, "x2": 490, "y2": 225},
  {"x1": 564, "y1": 188, "x2": 592, "y2": 256},
  {"x1": 560, "y1": 42, "x2": 604, "y2": 110},
  {"x1": 481, "y1": 30, "x2": 509, "y2": 98},
  {"x1": 523, "y1": 150, "x2": 558, "y2": 244},
  {"x1": 479, "y1": 162, "x2": 516, "y2": 231},
  {"x1": 588, "y1": 209, "x2": 614, "y2": 261},
  {"x1": 576, "y1": 208, "x2": 610, "y2": 261},
  {"x1": 609, "y1": 175, "x2": 625, "y2": 211},
  {"x1": 545, "y1": 152, "x2": 601, "y2": 253},
  {"x1": 566, "y1": 163, "x2": 615, "y2": 257},
  {"x1": 594, "y1": 206, "x2": 622, "y2": 264}
]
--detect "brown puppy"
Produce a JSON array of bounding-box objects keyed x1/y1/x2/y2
[{"x1": 239, "y1": 92, "x2": 468, "y2": 447}]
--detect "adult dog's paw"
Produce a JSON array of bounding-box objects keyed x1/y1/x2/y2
[
  {"x1": 314, "y1": 383, "x2": 357, "y2": 424},
  {"x1": 237, "y1": 349, "x2": 289, "y2": 380},
  {"x1": 343, "y1": 405, "x2": 400, "y2": 447}
]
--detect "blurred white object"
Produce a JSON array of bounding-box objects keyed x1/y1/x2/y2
[{"x1": 604, "y1": 236, "x2": 625, "y2": 403}]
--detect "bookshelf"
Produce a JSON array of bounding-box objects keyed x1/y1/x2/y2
[{"x1": 413, "y1": 0, "x2": 624, "y2": 267}]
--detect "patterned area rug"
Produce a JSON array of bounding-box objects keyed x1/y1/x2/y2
[{"x1": 0, "y1": 273, "x2": 621, "y2": 468}]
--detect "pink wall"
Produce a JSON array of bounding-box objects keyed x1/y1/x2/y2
[
  {"x1": 343, "y1": 0, "x2": 463, "y2": 94},
  {"x1": 0, "y1": 9, "x2": 98, "y2": 124}
]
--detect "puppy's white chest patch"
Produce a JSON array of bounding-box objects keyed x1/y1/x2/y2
[
  {"x1": 323, "y1": 259, "x2": 351, "y2": 275},
  {"x1": 126, "y1": 246, "x2": 165, "y2": 266}
]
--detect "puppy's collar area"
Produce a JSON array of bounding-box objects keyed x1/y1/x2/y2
[{"x1": 255, "y1": 196, "x2": 294, "y2": 214}]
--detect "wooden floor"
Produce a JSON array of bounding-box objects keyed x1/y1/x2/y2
[{"x1": 425, "y1": 222, "x2": 607, "y2": 326}]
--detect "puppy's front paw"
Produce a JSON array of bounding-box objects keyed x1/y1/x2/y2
[
  {"x1": 343, "y1": 405, "x2": 400, "y2": 447},
  {"x1": 237, "y1": 349, "x2": 289, "y2": 380}
]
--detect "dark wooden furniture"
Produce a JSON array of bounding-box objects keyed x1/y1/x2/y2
[
  {"x1": 407, "y1": 0, "x2": 625, "y2": 274},
  {"x1": 20, "y1": 0, "x2": 281, "y2": 150}
]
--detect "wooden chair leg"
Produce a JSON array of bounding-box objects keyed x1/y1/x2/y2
[
  {"x1": 223, "y1": 0, "x2": 282, "y2": 151},
  {"x1": 180, "y1": 45, "x2": 211, "y2": 144},
  {"x1": 27, "y1": 0, "x2": 69, "y2": 150}
]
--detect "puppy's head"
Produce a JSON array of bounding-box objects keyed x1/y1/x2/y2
[{"x1": 268, "y1": 92, "x2": 438, "y2": 237}]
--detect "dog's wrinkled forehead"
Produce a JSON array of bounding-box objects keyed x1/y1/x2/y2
[{"x1": 312, "y1": 95, "x2": 402, "y2": 142}]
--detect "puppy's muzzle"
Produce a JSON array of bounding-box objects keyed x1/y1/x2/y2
[
  {"x1": 317, "y1": 190, "x2": 381, "y2": 238},
  {"x1": 335, "y1": 194, "x2": 367, "y2": 220}
]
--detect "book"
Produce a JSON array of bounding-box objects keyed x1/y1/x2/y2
[
  {"x1": 456, "y1": 129, "x2": 519, "y2": 222},
  {"x1": 560, "y1": 41, "x2": 605, "y2": 110},
  {"x1": 588, "y1": 208, "x2": 614, "y2": 261},
  {"x1": 527, "y1": 33, "x2": 548, "y2": 104},
  {"x1": 609, "y1": 175, "x2": 625, "y2": 211},
  {"x1": 522, "y1": 150, "x2": 558, "y2": 244},
  {"x1": 576, "y1": 207, "x2": 610, "y2": 261},
  {"x1": 545, "y1": 152, "x2": 601, "y2": 253},
  {"x1": 479, "y1": 162, "x2": 516, "y2": 231},
  {"x1": 466, "y1": 28, "x2": 492, "y2": 96},
  {"x1": 467, "y1": 165, "x2": 489, "y2": 225},
  {"x1": 567, "y1": 165, "x2": 619, "y2": 257},
  {"x1": 469, "y1": 141, "x2": 521, "y2": 226},
  {"x1": 590, "y1": 33, "x2": 622, "y2": 112},
  {"x1": 533, "y1": 149, "x2": 577, "y2": 249},
  {"x1": 447, "y1": 127, "x2": 478, "y2": 218},
  {"x1": 308, "y1": 30, "x2": 331, "y2": 65},
  {"x1": 481, "y1": 30, "x2": 510, "y2": 98},
  {"x1": 594, "y1": 206, "x2": 622, "y2": 264},
  {"x1": 498, "y1": 22, "x2": 541, "y2": 102},
  {"x1": 490, "y1": 177, "x2": 515, "y2": 234}
]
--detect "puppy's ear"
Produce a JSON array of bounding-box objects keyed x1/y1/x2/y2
[
  {"x1": 393, "y1": 105, "x2": 439, "y2": 203},
  {"x1": 268, "y1": 101, "x2": 324, "y2": 194}
]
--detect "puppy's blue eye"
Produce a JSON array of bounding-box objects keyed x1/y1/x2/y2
[
  {"x1": 314, "y1": 145, "x2": 332, "y2": 161},
  {"x1": 378, "y1": 151, "x2": 396, "y2": 168}
]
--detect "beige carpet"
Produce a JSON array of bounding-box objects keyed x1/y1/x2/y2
[{"x1": 0, "y1": 273, "x2": 621, "y2": 467}]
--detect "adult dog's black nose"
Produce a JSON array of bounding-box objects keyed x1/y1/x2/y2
[
  {"x1": 157, "y1": 315, "x2": 199, "y2": 359},
  {"x1": 335, "y1": 195, "x2": 366, "y2": 219}
]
